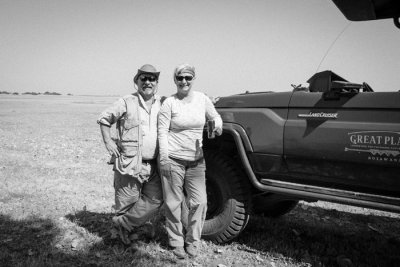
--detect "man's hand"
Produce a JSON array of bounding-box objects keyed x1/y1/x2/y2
[
  {"x1": 105, "y1": 140, "x2": 120, "y2": 157},
  {"x1": 100, "y1": 124, "x2": 120, "y2": 157}
]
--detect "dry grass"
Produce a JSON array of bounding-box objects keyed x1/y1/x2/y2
[{"x1": 1, "y1": 95, "x2": 399, "y2": 267}]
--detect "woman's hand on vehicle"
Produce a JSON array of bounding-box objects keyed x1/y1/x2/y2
[{"x1": 214, "y1": 126, "x2": 223, "y2": 136}]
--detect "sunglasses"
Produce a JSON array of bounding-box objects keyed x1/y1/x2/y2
[
  {"x1": 140, "y1": 76, "x2": 157, "y2": 82},
  {"x1": 176, "y1": 76, "x2": 193, "y2": 82}
]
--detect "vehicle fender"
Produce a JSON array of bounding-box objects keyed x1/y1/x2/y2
[{"x1": 218, "y1": 123, "x2": 265, "y2": 192}]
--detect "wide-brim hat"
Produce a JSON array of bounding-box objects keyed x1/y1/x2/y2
[{"x1": 133, "y1": 64, "x2": 160, "y2": 83}]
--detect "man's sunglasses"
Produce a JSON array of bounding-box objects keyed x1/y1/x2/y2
[
  {"x1": 140, "y1": 76, "x2": 157, "y2": 82},
  {"x1": 176, "y1": 76, "x2": 193, "y2": 82}
]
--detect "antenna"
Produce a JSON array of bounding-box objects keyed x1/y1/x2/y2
[{"x1": 316, "y1": 22, "x2": 352, "y2": 72}]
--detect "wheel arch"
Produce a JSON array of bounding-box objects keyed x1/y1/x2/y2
[
  {"x1": 203, "y1": 124, "x2": 300, "y2": 213},
  {"x1": 203, "y1": 122, "x2": 253, "y2": 166},
  {"x1": 203, "y1": 123, "x2": 261, "y2": 191}
]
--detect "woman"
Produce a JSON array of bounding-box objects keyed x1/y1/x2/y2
[{"x1": 158, "y1": 64, "x2": 222, "y2": 259}]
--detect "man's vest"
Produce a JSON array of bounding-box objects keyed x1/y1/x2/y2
[{"x1": 114, "y1": 93, "x2": 143, "y2": 177}]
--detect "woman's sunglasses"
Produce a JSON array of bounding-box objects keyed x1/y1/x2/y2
[
  {"x1": 140, "y1": 76, "x2": 157, "y2": 82},
  {"x1": 176, "y1": 76, "x2": 193, "y2": 82}
]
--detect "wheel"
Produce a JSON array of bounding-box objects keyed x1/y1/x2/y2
[
  {"x1": 182, "y1": 151, "x2": 251, "y2": 243},
  {"x1": 253, "y1": 194, "x2": 298, "y2": 217}
]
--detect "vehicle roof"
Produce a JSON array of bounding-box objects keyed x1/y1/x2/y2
[{"x1": 332, "y1": 0, "x2": 400, "y2": 21}]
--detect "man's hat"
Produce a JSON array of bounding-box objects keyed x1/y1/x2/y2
[{"x1": 133, "y1": 64, "x2": 160, "y2": 83}]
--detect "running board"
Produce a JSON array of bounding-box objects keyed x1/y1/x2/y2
[{"x1": 260, "y1": 178, "x2": 400, "y2": 213}]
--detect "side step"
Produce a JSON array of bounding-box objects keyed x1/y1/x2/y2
[{"x1": 260, "y1": 178, "x2": 400, "y2": 213}]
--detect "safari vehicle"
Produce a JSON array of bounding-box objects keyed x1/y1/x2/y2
[{"x1": 196, "y1": 0, "x2": 400, "y2": 243}]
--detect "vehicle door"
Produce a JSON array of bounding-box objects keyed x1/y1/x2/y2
[{"x1": 284, "y1": 90, "x2": 400, "y2": 197}]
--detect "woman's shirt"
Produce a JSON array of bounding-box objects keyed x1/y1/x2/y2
[{"x1": 158, "y1": 91, "x2": 222, "y2": 161}]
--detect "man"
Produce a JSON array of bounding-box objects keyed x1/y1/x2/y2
[{"x1": 97, "y1": 64, "x2": 163, "y2": 245}]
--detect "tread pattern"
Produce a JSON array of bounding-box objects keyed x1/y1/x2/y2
[{"x1": 201, "y1": 150, "x2": 252, "y2": 243}]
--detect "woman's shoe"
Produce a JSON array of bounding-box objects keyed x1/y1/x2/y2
[
  {"x1": 185, "y1": 244, "x2": 198, "y2": 257},
  {"x1": 172, "y1": 246, "x2": 186, "y2": 259}
]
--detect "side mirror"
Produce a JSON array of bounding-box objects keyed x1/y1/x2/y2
[{"x1": 394, "y1": 15, "x2": 400, "y2": 29}]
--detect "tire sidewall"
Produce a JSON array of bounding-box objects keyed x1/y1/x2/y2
[{"x1": 182, "y1": 151, "x2": 251, "y2": 242}]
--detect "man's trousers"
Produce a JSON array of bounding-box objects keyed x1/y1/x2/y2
[{"x1": 113, "y1": 161, "x2": 163, "y2": 231}]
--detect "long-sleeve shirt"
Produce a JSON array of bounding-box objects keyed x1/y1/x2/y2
[
  {"x1": 97, "y1": 93, "x2": 161, "y2": 160},
  {"x1": 158, "y1": 91, "x2": 222, "y2": 162}
]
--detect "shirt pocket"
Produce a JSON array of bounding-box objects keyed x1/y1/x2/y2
[
  {"x1": 118, "y1": 142, "x2": 138, "y2": 157},
  {"x1": 123, "y1": 116, "x2": 140, "y2": 130},
  {"x1": 121, "y1": 117, "x2": 140, "y2": 142}
]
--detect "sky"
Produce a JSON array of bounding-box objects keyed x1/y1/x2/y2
[{"x1": 1, "y1": 0, "x2": 399, "y2": 97}]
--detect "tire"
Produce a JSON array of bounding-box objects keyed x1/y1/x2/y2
[
  {"x1": 182, "y1": 151, "x2": 251, "y2": 243},
  {"x1": 253, "y1": 194, "x2": 298, "y2": 217}
]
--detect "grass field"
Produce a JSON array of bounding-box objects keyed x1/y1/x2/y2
[{"x1": 1, "y1": 95, "x2": 399, "y2": 267}]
